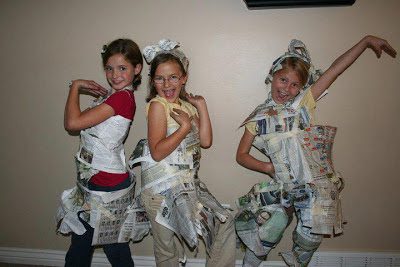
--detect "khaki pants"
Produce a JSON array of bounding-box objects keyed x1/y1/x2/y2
[{"x1": 142, "y1": 190, "x2": 236, "y2": 267}]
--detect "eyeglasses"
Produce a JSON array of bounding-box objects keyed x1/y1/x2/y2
[{"x1": 153, "y1": 75, "x2": 182, "y2": 84}]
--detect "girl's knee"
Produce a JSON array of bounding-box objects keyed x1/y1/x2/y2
[
  {"x1": 293, "y1": 230, "x2": 323, "y2": 251},
  {"x1": 258, "y1": 209, "x2": 289, "y2": 245}
]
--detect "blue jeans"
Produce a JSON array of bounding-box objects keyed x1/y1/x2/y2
[{"x1": 65, "y1": 178, "x2": 134, "y2": 267}]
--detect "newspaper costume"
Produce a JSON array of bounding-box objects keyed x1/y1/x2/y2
[
  {"x1": 129, "y1": 39, "x2": 235, "y2": 265},
  {"x1": 56, "y1": 87, "x2": 150, "y2": 246},
  {"x1": 235, "y1": 40, "x2": 344, "y2": 266},
  {"x1": 129, "y1": 120, "x2": 229, "y2": 252}
]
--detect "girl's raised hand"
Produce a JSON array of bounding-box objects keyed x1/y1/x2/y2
[
  {"x1": 70, "y1": 79, "x2": 108, "y2": 97},
  {"x1": 186, "y1": 93, "x2": 206, "y2": 109},
  {"x1": 365, "y1": 35, "x2": 397, "y2": 58},
  {"x1": 170, "y1": 108, "x2": 192, "y2": 131}
]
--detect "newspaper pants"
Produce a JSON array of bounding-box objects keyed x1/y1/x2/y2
[
  {"x1": 238, "y1": 186, "x2": 323, "y2": 267},
  {"x1": 141, "y1": 190, "x2": 236, "y2": 267}
]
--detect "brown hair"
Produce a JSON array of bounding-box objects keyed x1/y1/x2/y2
[
  {"x1": 101, "y1": 39, "x2": 143, "y2": 90},
  {"x1": 146, "y1": 53, "x2": 188, "y2": 102}
]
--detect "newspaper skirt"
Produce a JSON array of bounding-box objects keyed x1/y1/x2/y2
[
  {"x1": 142, "y1": 167, "x2": 230, "y2": 254},
  {"x1": 235, "y1": 180, "x2": 342, "y2": 256},
  {"x1": 129, "y1": 139, "x2": 231, "y2": 253},
  {"x1": 56, "y1": 181, "x2": 150, "y2": 246},
  {"x1": 235, "y1": 125, "x2": 344, "y2": 256}
]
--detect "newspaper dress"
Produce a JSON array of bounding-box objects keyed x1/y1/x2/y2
[
  {"x1": 128, "y1": 105, "x2": 230, "y2": 254},
  {"x1": 235, "y1": 88, "x2": 344, "y2": 264},
  {"x1": 56, "y1": 90, "x2": 150, "y2": 246}
]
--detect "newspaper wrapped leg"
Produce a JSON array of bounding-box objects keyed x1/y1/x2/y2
[
  {"x1": 243, "y1": 248, "x2": 265, "y2": 267},
  {"x1": 235, "y1": 206, "x2": 291, "y2": 258},
  {"x1": 235, "y1": 182, "x2": 293, "y2": 259},
  {"x1": 280, "y1": 220, "x2": 323, "y2": 267}
]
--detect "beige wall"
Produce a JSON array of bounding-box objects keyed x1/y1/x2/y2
[{"x1": 0, "y1": 0, "x2": 399, "y2": 261}]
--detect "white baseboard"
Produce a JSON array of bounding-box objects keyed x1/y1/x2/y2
[
  {"x1": 1, "y1": 247, "x2": 399, "y2": 266},
  {"x1": 309, "y1": 251, "x2": 400, "y2": 267},
  {"x1": 0, "y1": 247, "x2": 252, "y2": 267},
  {"x1": 2, "y1": 247, "x2": 149, "y2": 267}
]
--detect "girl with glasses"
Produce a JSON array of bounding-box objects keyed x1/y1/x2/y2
[{"x1": 129, "y1": 39, "x2": 236, "y2": 266}]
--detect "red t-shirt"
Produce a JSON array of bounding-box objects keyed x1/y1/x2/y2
[{"x1": 90, "y1": 90, "x2": 135, "y2": 187}]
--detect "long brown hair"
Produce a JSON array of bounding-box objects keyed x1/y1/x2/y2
[{"x1": 101, "y1": 39, "x2": 143, "y2": 90}]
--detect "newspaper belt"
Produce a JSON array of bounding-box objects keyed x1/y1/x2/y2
[
  {"x1": 56, "y1": 180, "x2": 150, "y2": 246},
  {"x1": 129, "y1": 139, "x2": 230, "y2": 253}
]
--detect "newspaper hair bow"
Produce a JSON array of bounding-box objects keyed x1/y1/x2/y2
[
  {"x1": 143, "y1": 39, "x2": 189, "y2": 72},
  {"x1": 143, "y1": 39, "x2": 180, "y2": 64},
  {"x1": 265, "y1": 39, "x2": 323, "y2": 89}
]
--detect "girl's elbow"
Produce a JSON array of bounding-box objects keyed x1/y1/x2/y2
[
  {"x1": 236, "y1": 153, "x2": 243, "y2": 165},
  {"x1": 236, "y1": 152, "x2": 249, "y2": 167},
  {"x1": 149, "y1": 150, "x2": 165, "y2": 162},
  {"x1": 64, "y1": 121, "x2": 76, "y2": 132},
  {"x1": 151, "y1": 154, "x2": 163, "y2": 162},
  {"x1": 64, "y1": 120, "x2": 83, "y2": 132},
  {"x1": 200, "y1": 134, "x2": 212, "y2": 149},
  {"x1": 201, "y1": 140, "x2": 212, "y2": 149}
]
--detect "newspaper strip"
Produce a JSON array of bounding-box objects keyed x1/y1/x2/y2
[{"x1": 298, "y1": 125, "x2": 343, "y2": 235}]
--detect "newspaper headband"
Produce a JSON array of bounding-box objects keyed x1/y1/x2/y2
[
  {"x1": 143, "y1": 39, "x2": 189, "y2": 72},
  {"x1": 265, "y1": 39, "x2": 323, "y2": 89}
]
